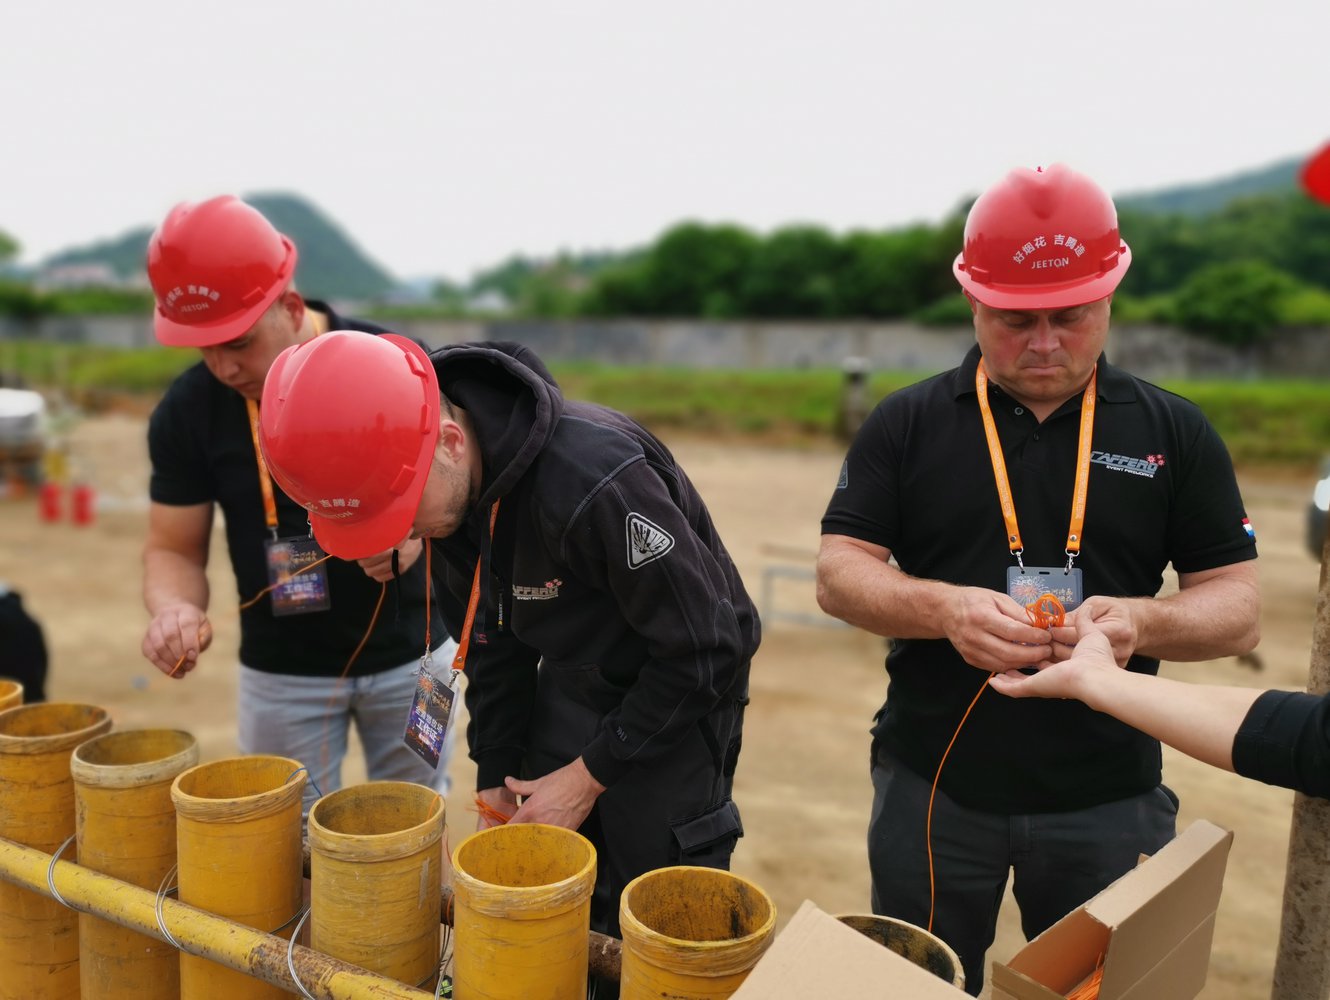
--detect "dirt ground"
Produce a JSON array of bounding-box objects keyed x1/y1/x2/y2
[{"x1": 1, "y1": 409, "x2": 1323, "y2": 999}]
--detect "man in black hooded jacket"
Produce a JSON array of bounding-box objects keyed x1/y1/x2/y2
[{"x1": 257, "y1": 330, "x2": 760, "y2": 953}]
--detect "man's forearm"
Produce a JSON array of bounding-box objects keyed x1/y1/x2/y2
[
  {"x1": 1127, "y1": 570, "x2": 1260, "y2": 661},
  {"x1": 816, "y1": 543, "x2": 953, "y2": 639},
  {"x1": 143, "y1": 549, "x2": 210, "y2": 614}
]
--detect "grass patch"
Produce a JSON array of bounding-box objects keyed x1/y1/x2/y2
[{"x1": 0, "y1": 340, "x2": 1323, "y2": 468}]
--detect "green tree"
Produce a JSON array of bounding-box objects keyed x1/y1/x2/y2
[
  {"x1": 640, "y1": 222, "x2": 757, "y2": 318},
  {"x1": 739, "y1": 225, "x2": 845, "y2": 318},
  {"x1": 1172, "y1": 260, "x2": 1298, "y2": 347},
  {"x1": 0, "y1": 229, "x2": 19, "y2": 265}
]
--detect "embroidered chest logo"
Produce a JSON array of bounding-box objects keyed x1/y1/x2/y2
[
  {"x1": 513, "y1": 579, "x2": 562, "y2": 601},
  {"x1": 626, "y1": 513, "x2": 675, "y2": 569},
  {"x1": 1090, "y1": 450, "x2": 1164, "y2": 478}
]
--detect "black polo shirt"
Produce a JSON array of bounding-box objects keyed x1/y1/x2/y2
[
  {"x1": 822, "y1": 344, "x2": 1257, "y2": 813},
  {"x1": 147, "y1": 302, "x2": 448, "y2": 677}
]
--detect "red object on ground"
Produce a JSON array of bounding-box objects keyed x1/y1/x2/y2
[
  {"x1": 1301, "y1": 142, "x2": 1330, "y2": 206},
  {"x1": 71, "y1": 482, "x2": 95, "y2": 526},
  {"x1": 39, "y1": 481, "x2": 63, "y2": 523}
]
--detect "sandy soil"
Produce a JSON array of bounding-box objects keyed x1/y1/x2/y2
[{"x1": 1, "y1": 409, "x2": 1323, "y2": 998}]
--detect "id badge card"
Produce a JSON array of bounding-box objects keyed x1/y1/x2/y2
[
  {"x1": 404, "y1": 662, "x2": 459, "y2": 770},
  {"x1": 1006, "y1": 565, "x2": 1083, "y2": 613},
  {"x1": 265, "y1": 535, "x2": 332, "y2": 617}
]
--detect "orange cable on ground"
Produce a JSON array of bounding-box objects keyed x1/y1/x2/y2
[{"x1": 926, "y1": 593, "x2": 1067, "y2": 933}]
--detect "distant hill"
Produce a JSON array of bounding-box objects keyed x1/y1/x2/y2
[
  {"x1": 1117, "y1": 157, "x2": 1302, "y2": 216},
  {"x1": 41, "y1": 192, "x2": 398, "y2": 301}
]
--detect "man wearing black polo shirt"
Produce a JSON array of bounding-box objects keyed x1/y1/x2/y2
[
  {"x1": 139, "y1": 196, "x2": 457, "y2": 813},
  {"x1": 816, "y1": 163, "x2": 1260, "y2": 994}
]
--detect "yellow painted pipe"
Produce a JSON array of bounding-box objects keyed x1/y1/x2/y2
[
  {"x1": 618, "y1": 866, "x2": 776, "y2": 1000},
  {"x1": 0, "y1": 835, "x2": 435, "y2": 999},
  {"x1": 0, "y1": 702, "x2": 113, "y2": 1000},
  {"x1": 71, "y1": 729, "x2": 200, "y2": 999}
]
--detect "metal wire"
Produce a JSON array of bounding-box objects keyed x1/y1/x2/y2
[
  {"x1": 285, "y1": 905, "x2": 318, "y2": 1000},
  {"x1": 44, "y1": 834, "x2": 77, "y2": 909},
  {"x1": 286, "y1": 765, "x2": 324, "y2": 800},
  {"x1": 154, "y1": 864, "x2": 184, "y2": 951}
]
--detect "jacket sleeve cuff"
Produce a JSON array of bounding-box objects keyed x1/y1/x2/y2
[
  {"x1": 581, "y1": 736, "x2": 635, "y2": 788},
  {"x1": 1231, "y1": 689, "x2": 1317, "y2": 789},
  {"x1": 474, "y1": 750, "x2": 526, "y2": 792}
]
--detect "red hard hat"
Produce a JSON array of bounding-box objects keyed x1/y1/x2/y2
[
  {"x1": 1301, "y1": 141, "x2": 1330, "y2": 206},
  {"x1": 953, "y1": 164, "x2": 1131, "y2": 310},
  {"x1": 259, "y1": 331, "x2": 440, "y2": 560},
  {"x1": 147, "y1": 196, "x2": 298, "y2": 347}
]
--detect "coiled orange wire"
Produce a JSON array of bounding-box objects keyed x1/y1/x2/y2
[{"x1": 926, "y1": 591, "x2": 1067, "y2": 945}]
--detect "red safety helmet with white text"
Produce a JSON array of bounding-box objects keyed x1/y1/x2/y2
[
  {"x1": 259, "y1": 331, "x2": 440, "y2": 560},
  {"x1": 147, "y1": 196, "x2": 298, "y2": 347},
  {"x1": 953, "y1": 164, "x2": 1131, "y2": 310}
]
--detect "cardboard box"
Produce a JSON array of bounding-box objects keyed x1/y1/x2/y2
[
  {"x1": 990, "y1": 819, "x2": 1233, "y2": 1000},
  {"x1": 730, "y1": 898, "x2": 968, "y2": 999},
  {"x1": 729, "y1": 819, "x2": 1233, "y2": 1000}
]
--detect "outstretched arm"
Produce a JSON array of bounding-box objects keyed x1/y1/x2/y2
[{"x1": 989, "y1": 628, "x2": 1260, "y2": 772}]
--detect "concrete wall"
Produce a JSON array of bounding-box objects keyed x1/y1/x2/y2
[{"x1": 2, "y1": 315, "x2": 1325, "y2": 380}]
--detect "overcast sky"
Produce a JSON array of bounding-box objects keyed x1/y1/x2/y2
[{"x1": 6, "y1": 0, "x2": 1328, "y2": 284}]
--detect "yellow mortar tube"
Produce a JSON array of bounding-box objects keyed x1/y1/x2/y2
[
  {"x1": 618, "y1": 866, "x2": 776, "y2": 1000},
  {"x1": 72, "y1": 729, "x2": 200, "y2": 999},
  {"x1": 0, "y1": 678, "x2": 22, "y2": 709},
  {"x1": 308, "y1": 781, "x2": 444, "y2": 987},
  {"x1": 172, "y1": 755, "x2": 306, "y2": 1000},
  {"x1": 451, "y1": 822, "x2": 597, "y2": 999},
  {"x1": 0, "y1": 702, "x2": 113, "y2": 1000},
  {"x1": 0, "y1": 835, "x2": 435, "y2": 999}
]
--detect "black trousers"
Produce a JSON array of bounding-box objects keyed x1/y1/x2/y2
[
  {"x1": 525, "y1": 664, "x2": 747, "y2": 943},
  {"x1": 868, "y1": 751, "x2": 1178, "y2": 996}
]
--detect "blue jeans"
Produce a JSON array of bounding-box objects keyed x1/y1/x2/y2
[
  {"x1": 237, "y1": 642, "x2": 459, "y2": 815},
  {"x1": 868, "y1": 751, "x2": 1178, "y2": 996}
]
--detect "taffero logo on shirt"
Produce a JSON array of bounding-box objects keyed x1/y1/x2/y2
[
  {"x1": 626, "y1": 513, "x2": 675, "y2": 569},
  {"x1": 1091, "y1": 450, "x2": 1165, "y2": 478},
  {"x1": 513, "y1": 579, "x2": 562, "y2": 601}
]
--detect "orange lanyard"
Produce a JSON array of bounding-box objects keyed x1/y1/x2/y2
[
  {"x1": 451, "y1": 500, "x2": 500, "y2": 674},
  {"x1": 975, "y1": 359, "x2": 1096, "y2": 571},
  {"x1": 245, "y1": 398, "x2": 280, "y2": 537}
]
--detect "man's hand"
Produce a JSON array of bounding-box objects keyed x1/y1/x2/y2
[
  {"x1": 988, "y1": 629, "x2": 1119, "y2": 700},
  {"x1": 141, "y1": 604, "x2": 212, "y2": 678},
  {"x1": 357, "y1": 538, "x2": 424, "y2": 583},
  {"x1": 943, "y1": 586, "x2": 1054, "y2": 672},
  {"x1": 503, "y1": 757, "x2": 606, "y2": 832},
  {"x1": 475, "y1": 786, "x2": 518, "y2": 830},
  {"x1": 1051, "y1": 597, "x2": 1137, "y2": 666}
]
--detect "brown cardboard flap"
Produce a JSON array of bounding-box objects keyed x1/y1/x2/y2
[
  {"x1": 730, "y1": 899, "x2": 967, "y2": 999},
  {"x1": 991, "y1": 819, "x2": 1233, "y2": 1000},
  {"x1": 1091, "y1": 820, "x2": 1232, "y2": 994},
  {"x1": 1000, "y1": 907, "x2": 1111, "y2": 995},
  {"x1": 1113, "y1": 912, "x2": 1217, "y2": 1000}
]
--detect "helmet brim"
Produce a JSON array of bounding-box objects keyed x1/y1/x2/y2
[
  {"x1": 954, "y1": 244, "x2": 1132, "y2": 311},
  {"x1": 308, "y1": 482, "x2": 425, "y2": 561},
  {"x1": 153, "y1": 298, "x2": 273, "y2": 348}
]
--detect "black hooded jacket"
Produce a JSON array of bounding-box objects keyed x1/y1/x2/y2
[{"x1": 426, "y1": 343, "x2": 760, "y2": 790}]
